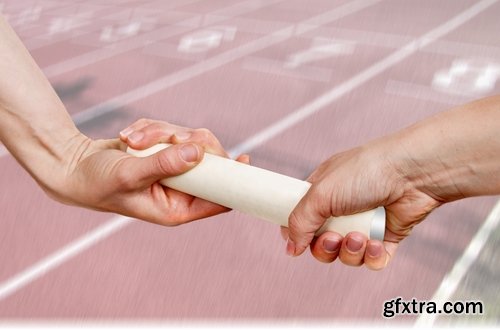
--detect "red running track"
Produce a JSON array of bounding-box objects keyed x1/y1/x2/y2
[{"x1": 0, "y1": 0, "x2": 499, "y2": 323}]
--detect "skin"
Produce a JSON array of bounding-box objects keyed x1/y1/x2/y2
[
  {"x1": 2, "y1": 14, "x2": 498, "y2": 270},
  {"x1": 128, "y1": 96, "x2": 500, "y2": 271},
  {"x1": 284, "y1": 95, "x2": 500, "y2": 270},
  {"x1": 0, "y1": 16, "x2": 246, "y2": 226}
]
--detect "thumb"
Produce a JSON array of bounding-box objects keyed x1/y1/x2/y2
[
  {"x1": 127, "y1": 143, "x2": 203, "y2": 188},
  {"x1": 287, "y1": 187, "x2": 328, "y2": 256}
]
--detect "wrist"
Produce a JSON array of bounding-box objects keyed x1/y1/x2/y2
[
  {"x1": 380, "y1": 123, "x2": 474, "y2": 203},
  {"x1": 36, "y1": 130, "x2": 93, "y2": 203}
]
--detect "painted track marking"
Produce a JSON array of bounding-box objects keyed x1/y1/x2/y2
[
  {"x1": 41, "y1": 0, "x2": 288, "y2": 78},
  {"x1": 229, "y1": 0, "x2": 498, "y2": 156},
  {"x1": 61, "y1": 0, "x2": 382, "y2": 126},
  {"x1": 415, "y1": 199, "x2": 500, "y2": 327},
  {"x1": 0, "y1": 217, "x2": 131, "y2": 301},
  {"x1": 0, "y1": 0, "x2": 496, "y2": 302}
]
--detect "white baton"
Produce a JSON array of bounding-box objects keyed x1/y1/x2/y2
[{"x1": 128, "y1": 144, "x2": 386, "y2": 240}]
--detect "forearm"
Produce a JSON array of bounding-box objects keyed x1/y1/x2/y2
[
  {"x1": 0, "y1": 16, "x2": 88, "y2": 191},
  {"x1": 385, "y1": 96, "x2": 500, "y2": 201}
]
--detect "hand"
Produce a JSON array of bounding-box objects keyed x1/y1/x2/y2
[
  {"x1": 51, "y1": 119, "x2": 247, "y2": 226},
  {"x1": 282, "y1": 142, "x2": 442, "y2": 270}
]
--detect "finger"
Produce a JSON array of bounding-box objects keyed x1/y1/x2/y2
[
  {"x1": 310, "y1": 231, "x2": 343, "y2": 263},
  {"x1": 362, "y1": 208, "x2": 400, "y2": 270},
  {"x1": 179, "y1": 198, "x2": 230, "y2": 223},
  {"x1": 157, "y1": 188, "x2": 230, "y2": 225},
  {"x1": 383, "y1": 241, "x2": 398, "y2": 267},
  {"x1": 120, "y1": 143, "x2": 203, "y2": 189},
  {"x1": 119, "y1": 118, "x2": 155, "y2": 141},
  {"x1": 124, "y1": 124, "x2": 238, "y2": 165},
  {"x1": 363, "y1": 240, "x2": 390, "y2": 271},
  {"x1": 338, "y1": 232, "x2": 368, "y2": 267},
  {"x1": 235, "y1": 154, "x2": 250, "y2": 164},
  {"x1": 126, "y1": 122, "x2": 191, "y2": 149},
  {"x1": 287, "y1": 187, "x2": 328, "y2": 257},
  {"x1": 184, "y1": 196, "x2": 231, "y2": 220},
  {"x1": 173, "y1": 128, "x2": 227, "y2": 157}
]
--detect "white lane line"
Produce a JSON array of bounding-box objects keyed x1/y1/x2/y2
[
  {"x1": 384, "y1": 80, "x2": 474, "y2": 106},
  {"x1": 299, "y1": 26, "x2": 500, "y2": 59},
  {"x1": 22, "y1": 5, "x2": 118, "y2": 50},
  {"x1": 0, "y1": 0, "x2": 374, "y2": 158},
  {"x1": 0, "y1": 0, "x2": 495, "y2": 303},
  {"x1": 42, "y1": 24, "x2": 194, "y2": 78},
  {"x1": 70, "y1": 27, "x2": 294, "y2": 124},
  {"x1": 229, "y1": 0, "x2": 498, "y2": 157},
  {"x1": 415, "y1": 199, "x2": 500, "y2": 327},
  {"x1": 0, "y1": 1, "x2": 381, "y2": 300},
  {"x1": 68, "y1": 0, "x2": 380, "y2": 124},
  {"x1": 42, "y1": 0, "x2": 287, "y2": 78},
  {"x1": 242, "y1": 56, "x2": 333, "y2": 83},
  {"x1": 0, "y1": 216, "x2": 131, "y2": 301},
  {"x1": 22, "y1": 0, "x2": 205, "y2": 51},
  {"x1": 0, "y1": 129, "x2": 261, "y2": 301}
]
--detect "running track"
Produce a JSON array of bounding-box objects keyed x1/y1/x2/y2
[{"x1": 0, "y1": 0, "x2": 499, "y2": 325}]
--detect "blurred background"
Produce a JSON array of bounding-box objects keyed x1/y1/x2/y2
[{"x1": 0, "y1": 0, "x2": 499, "y2": 327}]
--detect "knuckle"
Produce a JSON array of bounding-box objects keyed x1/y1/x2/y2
[
  {"x1": 312, "y1": 249, "x2": 336, "y2": 264},
  {"x1": 166, "y1": 219, "x2": 184, "y2": 227},
  {"x1": 342, "y1": 260, "x2": 363, "y2": 268},
  {"x1": 366, "y1": 253, "x2": 390, "y2": 271},
  {"x1": 148, "y1": 204, "x2": 187, "y2": 227},
  {"x1": 194, "y1": 128, "x2": 215, "y2": 140},
  {"x1": 192, "y1": 128, "x2": 226, "y2": 156},
  {"x1": 288, "y1": 210, "x2": 305, "y2": 233},
  {"x1": 135, "y1": 118, "x2": 152, "y2": 126},
  {"x1": 146, "y1": 122, "x2": 167, "y2": 134},
  {"x1": 157, "y1": 212, "x2": 185, "y2": 227},
  {"x1": 366, "y1": 262, "x2": 385, "y2": 271},
  {"x1": 149, "y1": 122, "x2": 164, "y2": 130},
  {"x1": 312, "y1": 182, "x2": 333, "y2": 209},
  {"x1": 288, "y1": 211, "x2": 315, "y2": 239},
  {"x1": 305, "y1": 183, "x2": 325, "y2": 204},
  {"x1": 156, "y1": 151, "x2": 178, "y2": 175},
  {"x1": 317, "y1": 256, "x2": 336, "y2": 264},
  {"x1": 339, "y1": 252, "x2": 363, "y2": 267},
  {"x1": 156, "y1": 218, "x2": 182, "y2": 227}
]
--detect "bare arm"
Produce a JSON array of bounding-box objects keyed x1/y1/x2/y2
[
  {"x1": 0, "y1": 16, "x2": 237, "y2": 224},
  {"x1": 0, "y1": 16, "x2": 86, "y2": 195},
  {"x1": 395, "y1": 96, "x2": 500, "y2": 200}
]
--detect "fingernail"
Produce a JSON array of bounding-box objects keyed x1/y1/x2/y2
[
  {"x1": 175, "y1": 131, "x2": 191, "y2": 141},
  {"x1": 120, "y1": 127, "x2": 134, "y2": 138},
  {"x1": 346, "y1": 236, "x2": 363, "y2": 253},
  {"x1": 128, "y1": 131, "x2": 144, "y2": 144},
  {"x1": 367, "y1": 241, "x2": 382, "y2": 258},
  {"x1": 323, "y1": 238, "x2": 341, "y2": 253},
  {"x1": 286, "y1": 239, "x2": 296, "y2": 256},
  {"x1": 180, "y1": 144, "x2": 199, "y2": 163}
]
